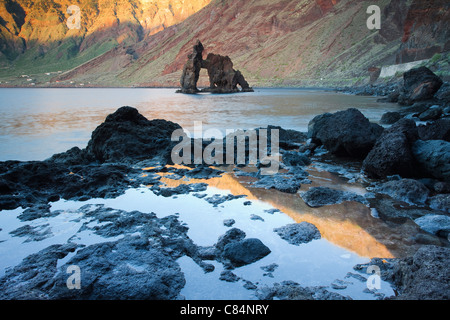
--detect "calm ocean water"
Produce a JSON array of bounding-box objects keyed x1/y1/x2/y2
[{"x1": 0, "y1": 88, "x2": 399, "y2": 161}]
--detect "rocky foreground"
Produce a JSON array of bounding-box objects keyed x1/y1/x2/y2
[{"x1": 1, "y1": 68, "x2": 449, "y2": 300}]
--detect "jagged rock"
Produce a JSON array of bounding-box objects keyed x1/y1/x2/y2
[
  {"x1": 398, "y1": 67, "x2": 443, "y2": 106},
  {"x1": 0, "y1": 107, "x2": 188, "y2": 210},
  {"x1": 414, "y1": 215, "x2": 450, "y2": 237},
  {"x1": 418, "y1": 105, "x2": 442, "y2": 121},
  {"x1": 252, "y1": 170, "x2": 307, "y2": 194},
  {"x1": 362, "y1": 119, "x2": 419, "y2": 179},
  {"x1": 429, "y1": 194, "x2": 450, "y2": 213},
  {"x1": 202, "y1": 53, "x2": 253, "y2": 93},
  {"x1": 222, "y1": 238, "x2": 271, "y2": 267},
  {"x1": 274, "y1": 222, "x2": 321, "y2": 245},
  {"x1": 417, "y1": 118, "x2": 450, "y2": 142},
  {"x1": 0, "y1": 206, "x2": 203, "y2": 300},
  {"x1": 177, "y1": 40, "x2": 253, "y2": 94},
  {"x1": 412, "y1": 140, "x2": 450, "y2": 181},
  {"x1": 223, "y1": 219, "x2": 236, "y2": 227},
  {"x1": 389, "y1": 246, "x2": 450, "y2": 300},
  {"x1": 370, "y1": 196, "x2": 429, "y2": 224},
  {"x1": 374, "y1": 179, "x2": 429, "y2": 205},
  {"x1": 154, "y1": 183, "x2": 208, "y2": 197},
  {"x1": 86, "y1": 106, "x2": 182, "y2": 164},
  {"x1": 434, "y1": 82, "x2": 450, "y2": 105},
  {"x1": 308, "y1": 108, "x2": 383, "y2": 159},
  {"x1": 214, "y1": 228, "x2": 270, "y2": 267},
  {"x1": 301, "y1": 187, "x2": 368, "y2": 208},
  {"x1": 178, "y1": 40, "x2": 204, "y2": 94},
  {"x1": 255, "y1": 281, "x2": 351, "y2": 300},
  {"x1": 380, "y1": 112, "x2": 402, "y2": 125}
]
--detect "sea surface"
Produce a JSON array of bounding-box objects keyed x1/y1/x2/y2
[
  {"x1": 0, "y1": 88, "x2": 406, "y2": 300},
  {"x1": 0, "y1": 88, "x2": 399, "y2": 161}
]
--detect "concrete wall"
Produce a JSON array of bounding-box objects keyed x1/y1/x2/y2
[{"x1": 379, "y1": 59, "x2": 430, "y2": 78}]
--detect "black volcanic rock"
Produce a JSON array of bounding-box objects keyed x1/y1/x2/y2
[
  {"x1": 375, "y1": 246, "x2": 450, "y2": 300},
  {"x1": 308, "y1": 108, "x2": 383, "y2": 159},
  {"x1": 301, "y1": 187, "x2": 367, "y2": 208},
  {"x1": 380, "y1": 112, "x2": 402, "y2": 125},
  {"x1": 412, "y1": 139, "x2": 450, "y2": 181},
  {"x1": 0, "y1": 206, "x2": 197, "y2": 300},
  {"x1": 274, "y1": 222, "x2": 321, "y2": 245},
  {"x1": 435, "y1": 82, "x2": 450, "y2": 105},
  {"x1": 0, "y1": 107, "x2": 185, "y2": 210},
  {"x1": 398, "y1": 67, "x2": 443, "y2": 106},
  {"x1": 418, "y1": 118, "x2": 450, "y2": 142},
  {"x1": 86, "y1": 106, "x2": 182, "y2": 164},
  {"x1": 214, "y1": 228, "x2": 270, "y2": 268},
  {"x1": 222, "y1": 238, "x2": 271, "y2": 267},
  {"x1": 363, "y1": 118, "x2": 419, "y2": 179},
  {"x1": 374, "y1": 179, "x2": 429, "y2": 205}
]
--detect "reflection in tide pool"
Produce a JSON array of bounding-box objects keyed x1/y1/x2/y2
[
  {"x1": 159, "y1": 166, "x2": 422, "y2": 260},
  {"x1": 0, "y1": 88, "x2": 405, "y2": 299},
  {"x1": 0, "y1": 185, "x2": 395, "y2": 300}
]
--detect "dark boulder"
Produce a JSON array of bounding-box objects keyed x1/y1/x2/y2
[
  {"x1": 417, "y1": 118, "x2": 450, "y2": 142},
  {"x1": 222, "y1": 238, "x2": 271, "y2": 267},
  {"x1": 48, "y1": 239, "x2": 186, "y2": 300},
  {"x1": 214, "y1": 228, "x2": 270, "y2": 267},
  {"x1": 389, "y1": 246, "x2": 450, "y2": 300},
  {"x1": 370, "y1": 196, "x2": 428, "y2": 224},
  {"x1": 434, "y1": 82, "x2": 450, "y2": 105},
  {"x1": 214, "y1": 228, "x2": 246, "y2": 252},
  {"x1": 86, "y1": 106, "x2": 182, "y2": 164},
  {"x1": 380, "y1": 111, "x2": 402, "y2": 125},
  {"x1": 374, "y1": 179, "x2": 429, "y2": 205},
  {"x1": 412, "y1": 140, "x2": 450, "y2": 181},
  {"x1": 428, "y1": 194, "x2": 450, "y2": 214},
  {"x1": 398, "y1": 67, "x2": 443, "y2": 106},
  {"x1": 308, "y1": 109, "x2": 383, "y2": 159},
  {"x1": 307, "y1": 113, "x2": 332, "y2": 139},
  {"x1": 418, "y1": 105, "x2": 442, "y2": 121},
  {"x1": 362, "y1": 119, "x2": 419, "y2": 179},
  {"x1": 415, "y1": 214, "x2": 450, "y2": 237}
]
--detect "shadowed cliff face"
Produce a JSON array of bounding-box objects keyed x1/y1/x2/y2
[{"x1": 396, "y1": 0, "x2": 450, "y2": 63}]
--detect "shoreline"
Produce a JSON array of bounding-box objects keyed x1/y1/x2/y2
[
  {"x1": 0, "y1": 97, "x2": 449, "y2": 300},
  {"x1": 0, "y1": 85, "x2": 339, "y2": 91},
  {"x1": 0, "y1": 66, "x2": 449, "y2": 300}
]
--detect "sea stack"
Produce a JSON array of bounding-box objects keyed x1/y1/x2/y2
[{"x1": 177, "y1": 40, "x2": 253, "y2": 94}]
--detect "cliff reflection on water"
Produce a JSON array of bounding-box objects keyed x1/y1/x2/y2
[{"x1": 158, "y1": 164, "x2": 429, "y2": 260}]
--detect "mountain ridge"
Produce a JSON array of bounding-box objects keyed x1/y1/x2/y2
[{"x1": 0, "y1": 0, "x2": 448, "y2": 87}]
